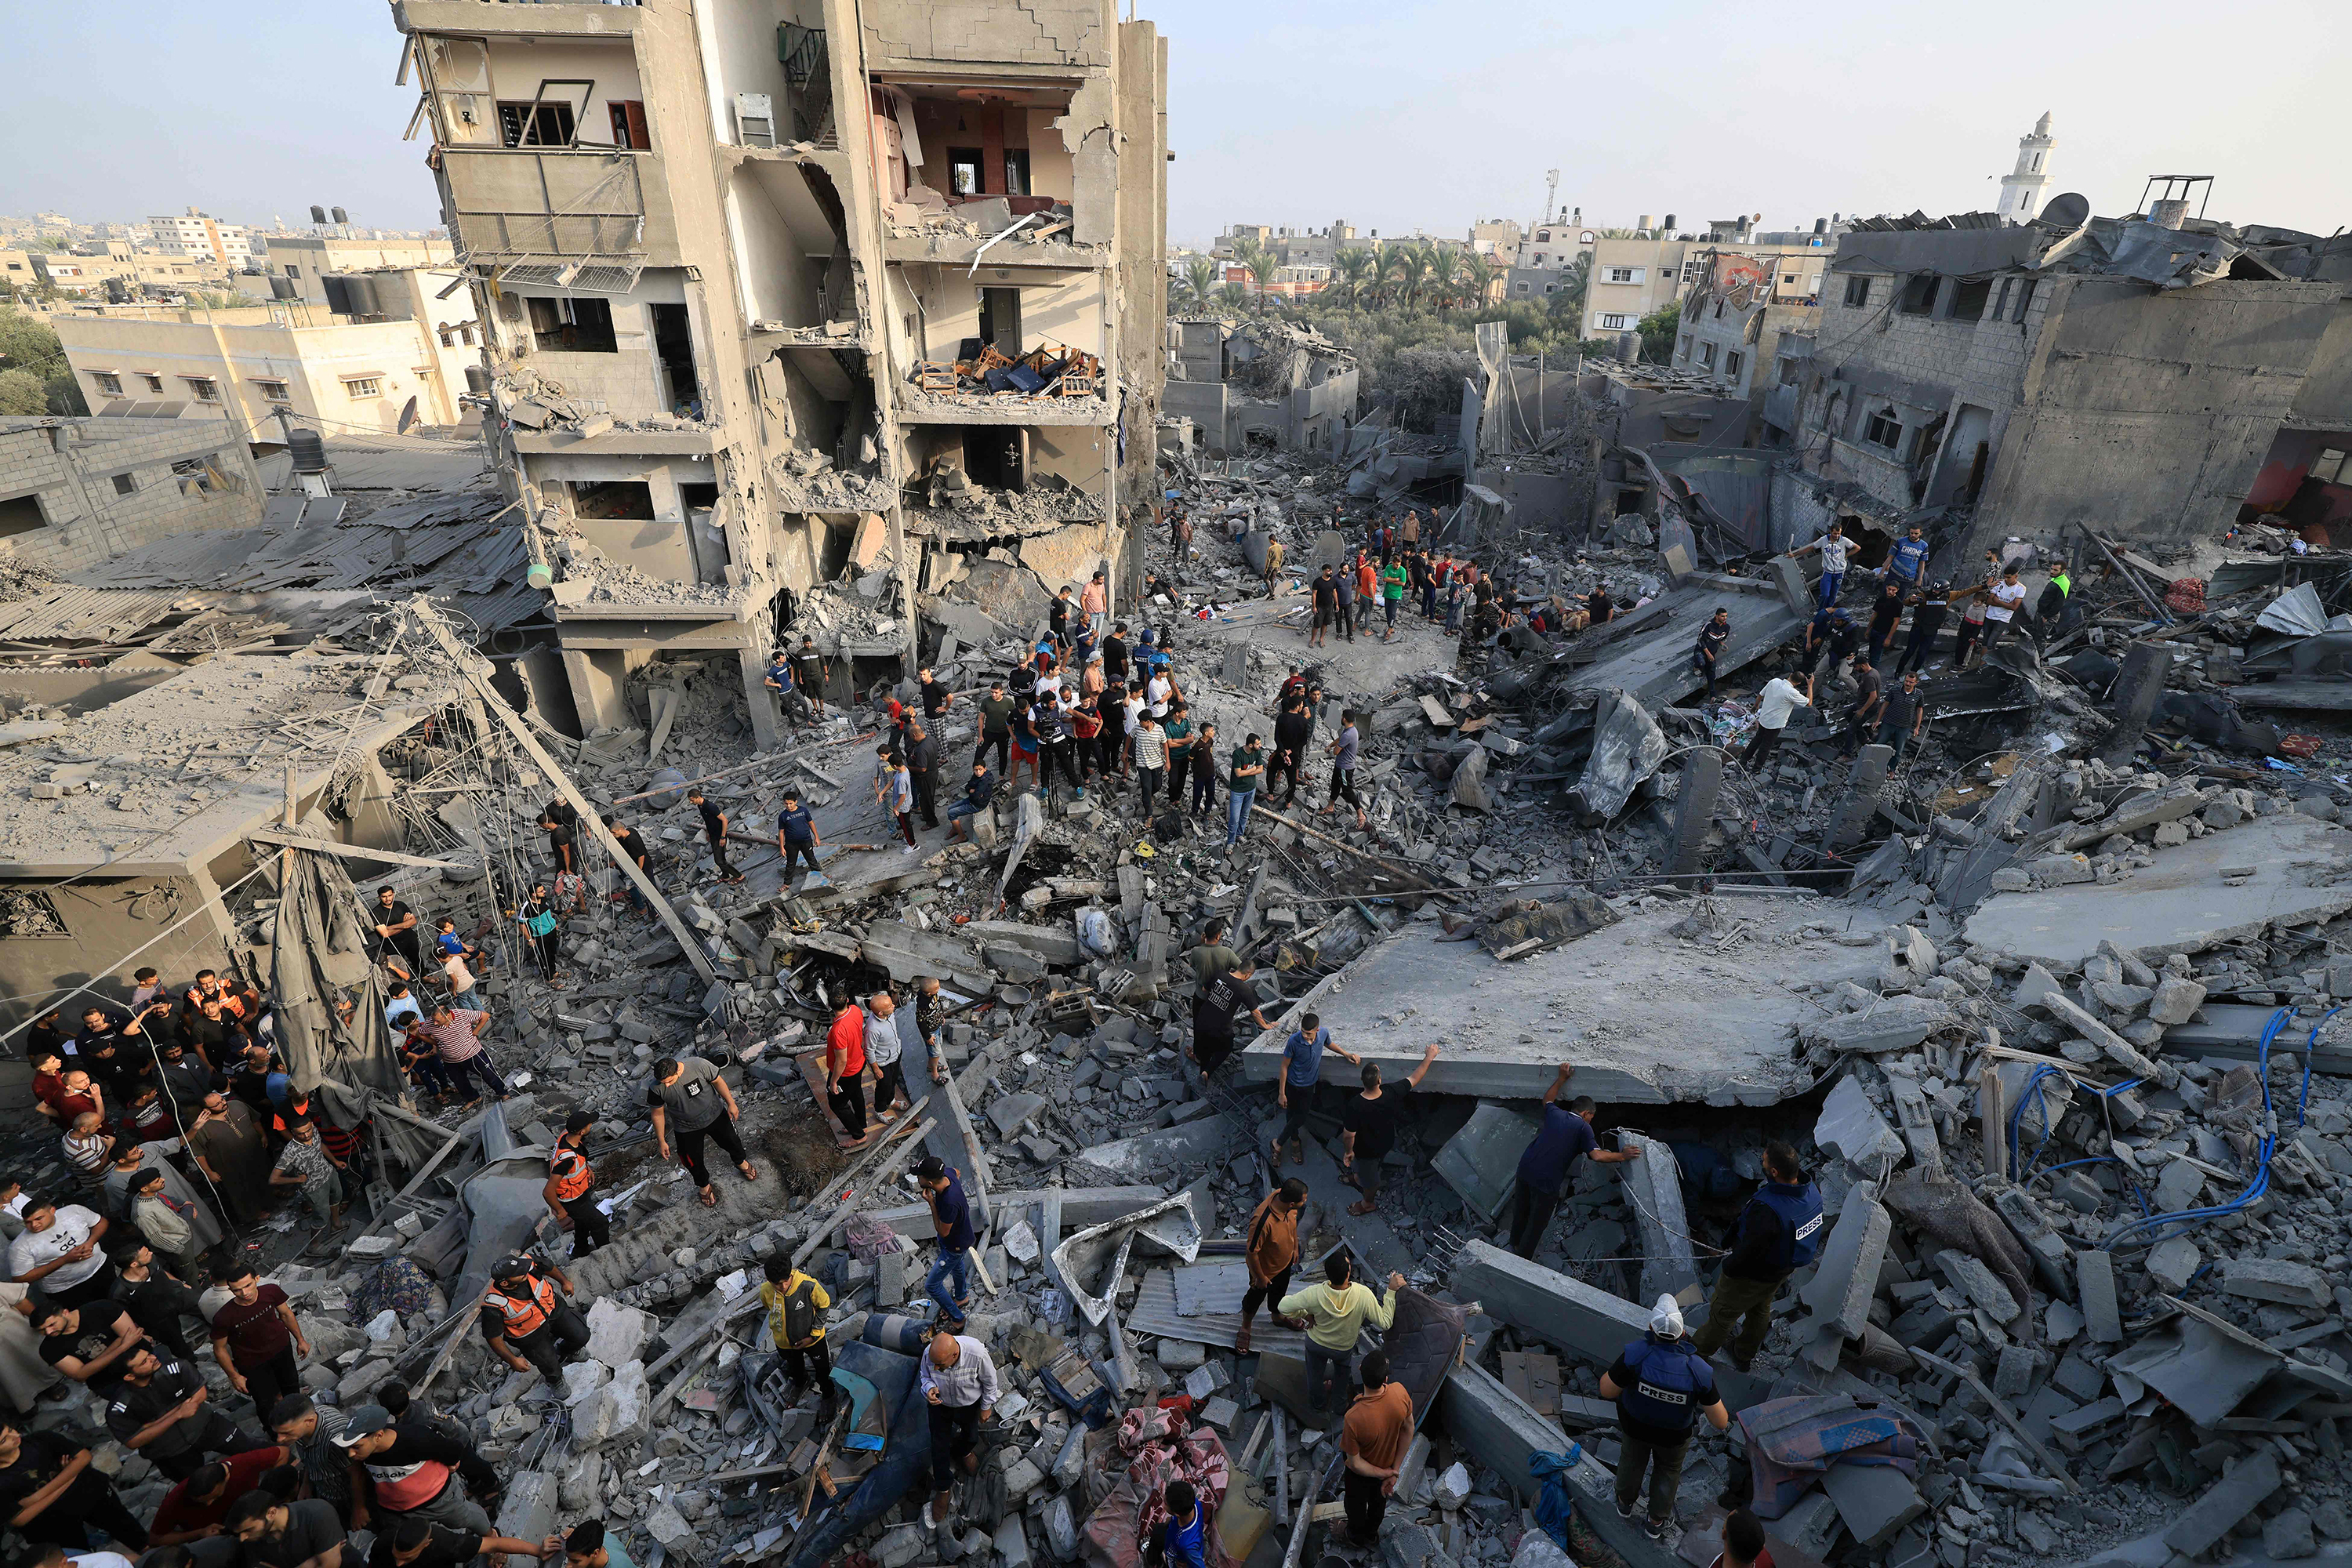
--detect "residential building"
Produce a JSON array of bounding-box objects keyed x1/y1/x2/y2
[
  {"x1": 1585, "y1": 235, "x2": 1686, "y2": 336},
  {"x1": 1671, "y1": 246, "x2": 1821, "y2": 404},
  {"x1": 1774, "y1": 207, "x2": 2352, "y2": 561},
  {"x1": 52, "y1": 267, "x2": 485, "y2": 435},
  {"x1": 1468, "y1": 218, "x2": 1523, "y2": 261},
  {"x1": 0, "y1": 249, "x2": 29, "y2": 296},
  {"x1": 1163, "y1": 318, "x2": 1356, "y2": 454},
  {"x1": 258, "y1": 234, "x2": 458, "y2": 305},
  {"x1": 1995, "y1": 113, "x2": 2056, "y2": 224},
  {"x1": 29, "y1": 253, "x2": 134, "y2": 298},
  {"x1": 1514, "y1": 212, "x2": 1592, "y2": 272},
  {"x1": 148, "y1": 209, "x2": 253, "y2": 267},
  {"x1": 0, "y1": 416, "x2": 266, "y2": 574},
  {"x1": 389, "y1": 0, "x2": 1165, "y2": 747}
]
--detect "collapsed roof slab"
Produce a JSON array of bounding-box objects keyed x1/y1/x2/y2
[
  {"x1": 1962, "y1": 812, "x2": 2352, "y2": 969},
  {"x1": 1237, "y1": 903, "x2": 1894, "y2": 1106},
  {"x1": 1562, "y1": 579, "x2": 1806, "y2": 709}
]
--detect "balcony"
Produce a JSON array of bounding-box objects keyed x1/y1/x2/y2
[{"x1": 438, "y1": 148, "x2": 678, "y2": 269}]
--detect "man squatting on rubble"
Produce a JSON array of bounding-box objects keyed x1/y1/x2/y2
[
  {"x1": 762, "y1": 1254, "x2": 838, "y2": 1417},
  {"x1": 1508, "y1": 1064, "x2": 1641, "y2": 1258},
  {"x1": 921, "y1": 1327, "x2": 1000, "y2": 1532},
  {"x1": 1690, "y1": 1141, "x2": 1822, "y2": 1372},
  {"x1": 481, "y1": 1250, "x2": 591, "y2": 1384},
  {"x1": 1601, "y1": 1295, "x2": 1731, "y2": 1541}
]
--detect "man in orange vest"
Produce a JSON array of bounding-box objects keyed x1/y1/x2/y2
[
  {"x1": 481, "y1": 1254, "x2": 589, "y2": 1383},
  {"x1": 542, "y1": 1112, "x2": 610, "y2": 1256}
]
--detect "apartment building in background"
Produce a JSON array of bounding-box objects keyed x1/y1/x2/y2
[
  {"x1": 148, "y1": 209, "x2": 253, "y2": 267},
  {"x1": 52, "y1": 269, "x2": 485, "y2": 436},
  {"x1": 1671, "y1": 234, "x2": 1829, "y2": 401},
  {"x1": 258, "y1": 234, "x2": 458, "y2": 306},
  {"x1": 1585, "y1": 234, "x2": 1687, "y2": 336},
  {"x1": 389, "y1": 0, "x2": 1167, "y2": 748}
]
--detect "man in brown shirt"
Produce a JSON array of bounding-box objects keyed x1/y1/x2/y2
[
  {"x1": 1235, "y1": 1178, "x2": 1308, "y2": 1353},
  {"x1": 1341, "y1": 1349, "x2": 1414, "y2": 1543}
]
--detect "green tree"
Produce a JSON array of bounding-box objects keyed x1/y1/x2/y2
[
  {"x1": 1553, "y1": 252, "x2": 1592, "y2": 324},
  {"x1": 1428, "y1": 248, "x2": 1463, "y2": 315},
  {"x1": 1635, "y1": 300, "x2": 1681, "y2": 363},
  {"x1": 1181, "y1": 256, "x2": 1219, "y2": 311},
  {"x1": 1334, "y1": 247, "x2": 1375, "y2": 307},
  {"x1": 1461, "y1": 253, "x2": 1496, "y2": 309},
  {"x1": 0, "y1": 306, "x2": 85, "y2": 414},
  {"x1": 1219, "y1": 281, "x2": 1250, "y2": 310},
  {"x1": 0, "y1": 368, "x2": 45, "y2": 416}
]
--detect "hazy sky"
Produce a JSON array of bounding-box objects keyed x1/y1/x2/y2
[{"x1": 5, "y1": 1, "x2": 2345, "y2": 249}]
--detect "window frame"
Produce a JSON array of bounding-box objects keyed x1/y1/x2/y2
[
  {"x1": 182, "y1": 376, "x2": 220, "y2": 402},
  {"x1": 111, "y1": 471, "x2": 138, "y2": 495},
  {"x1": 342, "y1": 376, "x2": 383, "y2": 399},
  {"x1": 1843, "y1": 275, "x2": 1871, "y2": 308},
  {"x1": 91, "y1": 371, "x2": 122, "y2": 396},
  {"x1": 1862, "y1": 408, "x2": 1904, "y2": 452},
  {"x1": 252, "y1": 379, "x2": 292, "y2": 405},
  {"x1": 140, "y1": 373, "x2": 165, "y2": 393}
]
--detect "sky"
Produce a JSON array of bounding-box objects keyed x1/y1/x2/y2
[{"x1": 2, "y1": 1, "x2": 2345, "y2": 249}]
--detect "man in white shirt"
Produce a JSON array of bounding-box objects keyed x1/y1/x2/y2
[
  {"x1": 7, "y1": 1196, "x2": 114, "y2": 1305},
  {"x1": 1975, "y1": 566, "x2": 2029, "y2": 667},
  {"x1": 1740, "y1": 673, "x2": 1813, "y2": 770},
  {"x1": 1790, "y1": 524, "x2": 1850, "y2": 609}
]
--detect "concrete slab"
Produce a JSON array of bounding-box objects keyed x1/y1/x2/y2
[
  {"x1": 1438, "y1": 1361, "x2": 1683, "y2": 1568},
  {"x1": 1453, "y1": 1239, "x2": 1650, "y2": 1366},
  {"x1": 1239, "y1": 906, "x2": 1889, "y2": 1106},
  {"x1": 1619, "y1": 1133, "x2": 1699, "y2": 1303},
  {"x1": 1067, "y1": 1114, "x2": 1241, "y2": 1185},
  {"x1": 2161, "y1": 1452, "x2": 2281, "y2": 1559},
  {"x1": 1962, "y1": 813, "x2": 2352, "y2": 969},
  {"x1": 1432, "y1": 1103, "x2": 1541, "y2": 1225},
  {"x1": 1820, "y1": 1461, "x2": 1924, "y2": 1548},
  {"x1": 1797, "y1": 1180, "x2": 1889, "y2": 1341},
  {"x1": 1563, "y1": 583, "x2": 1807, "y2": 710}
]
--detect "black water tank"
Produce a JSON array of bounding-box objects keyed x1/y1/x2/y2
[
  {"x1": 310, "y1": 205, "x2": 328, "y2": 225},
  {"x1": 287, "y1": 429, "x2": 328, "y2": 475},
  {"x1": 269, "y1": 274, "x2": 299, "y2": 300},
  {"x1": 343, "y1": 275, "x2": 380, "y2": 317},
  {"x1": 332, "y1": 206, "x2": 349, "y2": 225},
  {"x1": 465, "y1": 365, "x2": 492, "y2": 396}
]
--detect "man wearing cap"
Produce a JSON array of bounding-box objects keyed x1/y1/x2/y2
[
  {"x1": 481, "y1": 1254, "x2": 590, "y2": 1384},
  {"x1": 101, "y1": 1339, "x2": 267, "y2": 1480},
  {"x1": 542, "y1": 1113, "x2": 610, "y2": 1256},
  {"x1": 920, "y1": 1327, "x2": 1000, "y2": 1531},
  {"x1": 336, "y1": 1402, "x2": 501, "y2": 1534},
  {"x1": 366, "y1": 1509, "x2": 561, "y2": 1568},
  {"x1": 1599, "y1": 1296, "x2": 1730, "y2": 1541},
  {"x1": 916, "y1": 1156, "x2": 977, "y2": 1327}
]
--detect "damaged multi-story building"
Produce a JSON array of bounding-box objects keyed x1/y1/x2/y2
[
  {"x1": 389, "y1": 0, "x2": 1165, "y2": 747},
  {"x1": 1772, "y1": 194, "x2": 2352, "y2": 561},
  {"x1": 1161, "y1": 316, "x2": 1359, "y2": 456}
]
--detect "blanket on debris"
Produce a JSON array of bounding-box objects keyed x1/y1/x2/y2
[
  {"x1": 1737, "y1": 1394, "x2": 1926, "y2": 1520},
  {"x1": 1080, "y1": 1397, "x2": 1235, "y2": 1568}
]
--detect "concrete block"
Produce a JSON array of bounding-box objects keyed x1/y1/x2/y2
[
  {"x1": 1798, "y1": 1179, "x2": 1890, "y2": 1340},
  {"x1": 989, "y1": 1091, "x2": 1048, "y2": 1137},
  {"x1": 2161, "y1": 1452, "x2": 2281, "y2": 1559},
  {"x1": 993, "y1": 1515, "x2": 1033, "y2": 1568},
  {"x1": 1815, "y1": 1076, "x2": 1904, "y2": 1167},
  {"x1": 1821, "y1": 1461, "x2": 1925, "y2": 1548},
  {"x1": 2145, "y1": 1236, "x2": 2200, "y2": 1294},
  {"x1": 879, "y1": 1249, "x2": 909, "y2": 1309},
  {"x1": 2214, "y1": 1258, "x2": 2329, "y2": 1309},
  {"x1": 2078, "y1": 1249, "x2": 2121, "y2": 1343},
  {"x1": 1453, "y1": 1240, "x2": 1652, "y2": 1366},
  {"x1": 1883, "y1": 1076, "x2": 1944, "y2": 1177},
  {"x1": 1432, "y1": 1103, "x2": 1541, "y2": 1225},
  {"x1": 1618, "y1": 1133, "x2": 1698, "y2": 1302},
  {"x1": 1933, "y1": 1250, "x2": 2019, "y2": 1321},
  {"x1": 583, "y1": 1298, "x2": 652, "y2": 1369},
  {"x1": 2152, "y1": 1157, "x2": 2205, "y2": 1212},
  {"x1": 496, "y1": 1471, "x2": 559, "y2": 1544},
  {"x1": 2147, "y1": 975, "x2": 2208, "y2": 1025},
  {"x1": 1802, "y1": 995, "x2": 1955, "y2": 1056},
  {"x1": 1436, "y1": 1360, "x2": 1681, "y2": 1568},
  {"x1": 1776, "y1": 1491, "x2": 1844, "y2": 1559},
  {"x1": 875, "y1": 1523, "x2": 927, "y2": 1568}
]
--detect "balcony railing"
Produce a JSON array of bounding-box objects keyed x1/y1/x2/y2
[{"x1": 440, "y1": 148, "x2": 656, "y2": 258}]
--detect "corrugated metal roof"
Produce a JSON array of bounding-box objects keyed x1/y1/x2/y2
[{"x1": 0, "y1": 586, "x2": 192, "y2": 642}]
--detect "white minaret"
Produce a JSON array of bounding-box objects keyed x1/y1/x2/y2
[{"x1": 1998, "y1": 112, "x2": 2055, "y2": 222}]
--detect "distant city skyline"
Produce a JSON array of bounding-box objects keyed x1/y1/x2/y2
[{"x1": 3, "y1": 1, "x2": 2342, "y2": 254}]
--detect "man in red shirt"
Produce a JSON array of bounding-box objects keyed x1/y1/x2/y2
[
  {"x1": 208, "y1": 1265, "x2": 310, "y2": 1422},
  {"x1": 148, "y1": 1444, "x2": 289, "y2": 1544},
  {"x1": 823, "y1": 998, "x2": 869, "y2": 1147}
]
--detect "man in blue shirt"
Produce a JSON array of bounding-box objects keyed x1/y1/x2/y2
[
  {"x1": 1272, "y1": 1011, "x2": 1361, "y2": 1167},
  {"x1": 763, "y1": 654, "x2": 811, "y2": 729},
  {"x1": 774, "y1": 790, "x2": 823, "y2": 883},
  {"x1": 1885, "y1": 524, "x2": 1930, "y2": 587},
  {"x1": 916, "y1": 1156, "x2": 977, "y2": 1327},
  {"x1": 1508, "y1": 1065, "x2": 1641, "y2": 1258},
  {"x1": 1145, "y1": 1479, "x2": 1210, "y2": 1568}
]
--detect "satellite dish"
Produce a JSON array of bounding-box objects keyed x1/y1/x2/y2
[
  {"x1": 397, "y1": 395, "x2": 419, "y2": 434},
  {"x1": 2040, "y1": 192, "x2": 2090, "y2": 230}
]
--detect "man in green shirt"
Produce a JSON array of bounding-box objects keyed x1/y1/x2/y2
[
  {"x1": 1162, "y1": 699, "x2": 1196, "y2": 812},
  {"x1": 1226, "y1": 734, "x2": 1266, "y2": 849},
  {"x1": 1379, "y1": 557, "x2": 1407, "y2": 641},
  {"x1": 975, "y1": 680, "x2": 1016, "y2": 775}
]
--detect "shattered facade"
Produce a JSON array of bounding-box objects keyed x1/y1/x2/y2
[
  {"x1": 393, "y1": 0, "x2": 1165, "y2": 744},
  {"x1": 1162, "y1": 317, "x2": 1359, "y2": 456}
]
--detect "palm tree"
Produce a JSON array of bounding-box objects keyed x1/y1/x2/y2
[
  {"x1": 1181, "y1": 256, "x2": 1219, "y2": 311},
  {"x1": 1334, "y1": 248, "x2": 1374, "y2": 307},
  {"x1": 1383, "y1": 245, "x2": 1424, "y2": 310},
  {"x1": 1461, "y1": 253, "x2": 1496, "y2": 309},
  {"x1": 1219, "y1": 281, "x2": 1250, "y2": 310},
  {"x1": 1428, "y1": 248, "x2": 1463, "y2": 315}
]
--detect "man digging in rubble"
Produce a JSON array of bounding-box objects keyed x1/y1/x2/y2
[
  {"x1": 1690, "y1": 1140, "x2": 1820, "y2": 1373},
  {"x1": 1600, "y1": 1295, "x2": 1730, "y2": 1542},
  {"x1": 1189, "y1": 954, "x2": 1272, "y2": 1080},
  {"x1": 481, "y1": 1252, "x2": 590, "y2": 1385},
  {"x1": 1739, "y1": 672, "x2": 1811, "y2": 773},
  {"x1": 1507, "y1": 1065, "x2": 1641, "y2": 1258},
  {"x1": 1233, "y1": 1178, "x2": 1308, "y2": 1354},
  {"x1": 648, "y1": 1054, "x2": 760, "y2": 1206},
  {"x1": 543, "y1": 1111, "x2": 610, "y2": 1257},
  {"x1": 921, "y1": 1325, "x2": 999, "y2": 1532}
]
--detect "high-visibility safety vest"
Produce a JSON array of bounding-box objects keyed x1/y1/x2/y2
[
  {"x1": 488, "y1": 1274, "x2": 557, "y2": 1338},
  {"x1": 550, "y1": 1145, "x2": 593, "y2": 1202}
]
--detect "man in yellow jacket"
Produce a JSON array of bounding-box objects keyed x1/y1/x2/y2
[
  {"x1": 1279, "y1": 1253, "x2": 1404, "y2": 1418},
  {"x1": 760, "y1": 1256, "x2": 837, "y2": 1417}
]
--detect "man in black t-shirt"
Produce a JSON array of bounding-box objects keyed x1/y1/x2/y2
[
  {"x1": 1339, "y1": 1045, "x2": 1439, "y2": 1215},
  {"x1": 1269, "y1": 697, "x2": 1314, "y2": 808},
  {"x1": 0, "y1": 1419, "x2": 150, "y2": 1549},
  {"x1": 919, "y1": 666, "x2": 955, "y2": 724},
  {"x1": 372, "y1": 887, "x2": 423, "y2": 975},
  {"x1": 539, "y1": 801, "x2": 578, "y2": 877},
  {"x1": 688, "y1": 789, "x2": 742, "y2": 884},
  {"x1": 368, "y1": 1514, "x2": 562, "y2": 1568},
  {"x1": 228, "y1": 1494, "x2": 352, "y2": 1568},
  {"x1": 906, "y1": 722, "x2": 942, "y2": 829},
  {"x1": 104, "y1": 1345, "x2": 268, "y2": 1480},
  {"x1": 1308, "y1": 567, "x2": 1338, "y2": 647},
  {"x1": 790, "y1": 637, "x2": 829, "y2": 716},
  {"x1": 1189, "y1": 959, "x2": 1272, "y2": 1076},
  {"x1": 34, "y1": 1294, "x2": 143, "y2": 1383},
  {"x1": 1102, "y1": 624, "x2": 1130, "y2": 688},
  {"x1": 601, "y1": 814, "x2": 652, "y2": 917}
]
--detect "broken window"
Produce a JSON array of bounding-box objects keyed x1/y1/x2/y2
[
  {"x1": 1991, "y1": 278, "x2": 2013, "y2": 321},
  {"x1": 2012, "y1": 278, "x2": 2038, "y2": 322},
  {"x1": 948, "y1": 147, "x2": 984, "y2": 197},
  {"x1": 2314, "y1": 448, "x2": 2348, "y2": 485},
  {"x1": 527, "y1": 295, "x2": 618, "y2": 353},
  {"x1": 141, "y1": 373, "x2": 164, "y2": 392},
  {"x1": 1698, "y1": 342, "x2": 1717, "y2": 368},
  {"x1": 1725, "y1": 350, "x2": 1743, "y2": 379},
  {"x1": 1678, "y1": 335, "x2": 1692, "y2": 360},
  {"x1": 1947, "y1": 278, "x2": 1993, "y2": 321},
  {"x1": 1863, "y1": 408, "x2": 1904, "y2": 452},
  {"x1": 1843, "y1": 275, "x2": 1870, "y2": 308},
  {"x1": 1004, "y1": 148, "x2": 1031, "y2": 197},
  {"x1": 426, "y1": 36, "x2": 495, "y2": 145},
  {"x1": 0, "y1": 492, "x2": 45, "y2": 539},
  {"x1": 499, "y1": 97, "x2": 580, "y2": 147},
  {"x1": 1897, "y1": 274, "x2": 1938, "y2": 316},
  {"x1": 568, "y1": 478, "x2": 655, "y2": 519},
  {"x1": 1713, "y1": 299, "x2": 1724, "y2": 318},
  {"x1": 608, "y1": 100, "x2": 650, "y2": 149}
]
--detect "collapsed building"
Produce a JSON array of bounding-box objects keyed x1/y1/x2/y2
[
  {"x1": 392, "y1": 0, "x2": 1167, "y2": 750},
  {"x1": 1163, "y1": 317, "x2": 1359, "y2": 457}
]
